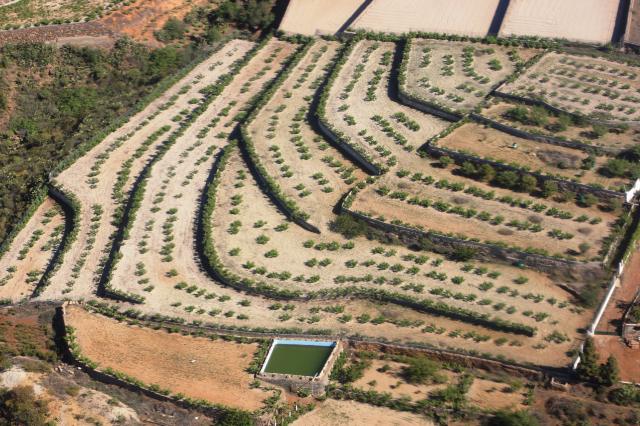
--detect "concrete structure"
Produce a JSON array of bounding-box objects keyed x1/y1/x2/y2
[{"x1": 257, "y1": 339, "x2": 342, "y2": 395}]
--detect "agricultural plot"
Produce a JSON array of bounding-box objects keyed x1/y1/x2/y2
[
  {"x1": 351, "y1": 0, "x2": 501, "y2": 37},
  {"x1": 64, "y1": 304, "x2": 273, "y2": 410},
  {"x1": 38, "y1": 39, "x2": 254, "y2": 300},
  {"x1": 107, "y1": 39, "x2": 297, "y2": 303},
  {"x1": 323, "y1": 39, "x2": 449, "y2": 170},
  {"x1": 435, "y1": 123, "x2": 630, "y2": 191},
  {"x1": 352, "y1": 358, "x2": 525, "y2": 409},
  {"x1": 402, "y1": 39, "x2": 526, "y2": 114},
  {"x1": 0, "y1": 198, "x2": 64, "y2": 302},
  {"x1": 203, "y1": 146, "x2": 589, "y2": 367},
  {"x1": 499, "y1": 0, "x2": 620, "y2": 45},
  {"x1": 350, "y1": 171, "x2": 616, "y2": 261},
  {"x1": 1, "y1": 35, "x2": 634, "y2": 402},
  {"x1": 498, "y1": 52, "x2": 640, "y2": 123},
  {"x1": 245, "y1": 40, "x2": 365, "y2": 228},
  {"x1": 481, "y1": 99, "x2": 640, "y2": 153}
]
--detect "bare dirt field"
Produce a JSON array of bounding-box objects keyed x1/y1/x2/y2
[
  {"x1": 351, "y1": 0, "x2": 500, "y2": 37},
  {"x1": 97, "y1": 0, "x2": 211, "y2": 46},
  {"x1": 594, "y1": 334, "x2": 640, "y2": 383},
  {"x1": 65, "y1": 304, "x2": 272, "y2": 410},
  {"x1": 499, "y1": 0, "x2": 620, "y2": 45},
  {"x1": 437, "y1": 123, "x2": 629, "y2": 190},
  {"x1": 293, "y1": 399, "x2": 435, "y2": 426},
  {"x1": 279, "y1": 0, "x2": 362, "y2": 36},
  {"x1": 499, "y1": 52, "x2": 640, "y2": 123}
]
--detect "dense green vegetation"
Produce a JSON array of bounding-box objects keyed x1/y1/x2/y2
[{"x1": 0, "y1": 40, "x2": 200, "y2": 244}]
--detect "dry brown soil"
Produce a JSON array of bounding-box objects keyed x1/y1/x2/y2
[
  {"x1": 293, "y1": 399, "x2": 435, "y2": 426},
  {"x1": 65, "y1": 305, "x2": 272, "y2": 410}
]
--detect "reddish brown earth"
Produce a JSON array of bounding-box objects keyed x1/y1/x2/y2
[
  {"x1": 596, "y1": 250, "x2": 640, "y2": 334},
  {"x1": 0, "y1": 0, "x2": 209, "y2": 46}
]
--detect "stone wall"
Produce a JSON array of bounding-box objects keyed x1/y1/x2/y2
[
  {"x1": 343, "y1": 207, "x2": 606, "y2": 282},
  {"x1": 424, "y1": 144, "x2": 625, "y2": 202}
]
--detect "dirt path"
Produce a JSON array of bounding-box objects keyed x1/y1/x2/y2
[{"x1": 597, "y1": 249, "x2": 640, "y2": 333}]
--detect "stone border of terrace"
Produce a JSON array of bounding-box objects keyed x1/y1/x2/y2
[
  {"x1": 339, "y1": 179, "x2": 607, "y2": 280},
  {"x1": 493, "y1": 55, "x2": 640, "y2": 128},
  {"x1": 257, "y1": 339, "x2": 343, "y2": 396},
  {"x1": 421, "y1": 119, "x2": 629, "y2": 202}
]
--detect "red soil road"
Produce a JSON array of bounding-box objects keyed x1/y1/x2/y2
[
  {"x1": 596, "y1": 250, "x2": 640, "y2": 334},
  {"x1": 594, "y1": 335, "x2": 640, "y2": 383},
  {"x1": 593, "y1": 248, "x2": 640, "y2": 383}
]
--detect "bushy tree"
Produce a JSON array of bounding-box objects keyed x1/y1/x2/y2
[
  {"x1": 495, "y1": 171, "x2": 519, "y2": 189},
  {"x1": 541, "y1": 180, "x2": 558, "y2": 198},
  {"x1": 402, "y1": 357, "x2": 444, "y2": 384},
  {"x1": 0, "y1": 386, "x2": 49, "y2": 426},
  {"x1": 599, "y1": 356, "x2": 620, "y2": 387},
  {"x1": 518, "y1": 174, "x2": 538, "y2": 193},
  {"x1": 154, "y1": 17, "x2": 186, "y2": 42},
  {"x1": 487, "y1": 410, "x2": 539, "y2": 426},
  {"x1": 577, "y1": 336, "x2": 599, "y2": 382},
  {"x1": 330, "y1": 215, "x2": 368, "y2": 239}
]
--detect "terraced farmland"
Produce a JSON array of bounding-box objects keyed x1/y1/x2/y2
[
  {"x1": 402, "y1": 39, "x2": 531, "y2": 114},
  {"x1": 499, "y1": 52, "x2": 640, "y2": 123},
  {"x1": 1, "y1": 34, "x2": 638, "y2": 418}
]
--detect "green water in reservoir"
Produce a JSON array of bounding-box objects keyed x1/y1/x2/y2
[{"x1": 263, "y1": 344, "x2": 333, "y2": 376}]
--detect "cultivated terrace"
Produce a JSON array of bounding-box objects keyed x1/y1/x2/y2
[{"x1": 1, "y1": 25, "x2": 640, "y2": 426}]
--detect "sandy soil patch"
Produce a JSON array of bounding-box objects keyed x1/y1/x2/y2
[
  {"x1": 437, "y1": 123, "x2": 628, "y2": 189},
  {"x1": 499, "y1": 0, "x2": 620, "y2": 45},
  {"x1": 352, "y1": 0, "x2": 500, "y2": 37},
  {"x1": 65, "y1": 305, "x2": 271, "y2": 410},
  {"x1": 293, "y1": 399, "x2": 434, "y2": 426},
  {"x1": 279, "y1": 0, "x2": 362, "y2": 36}
]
